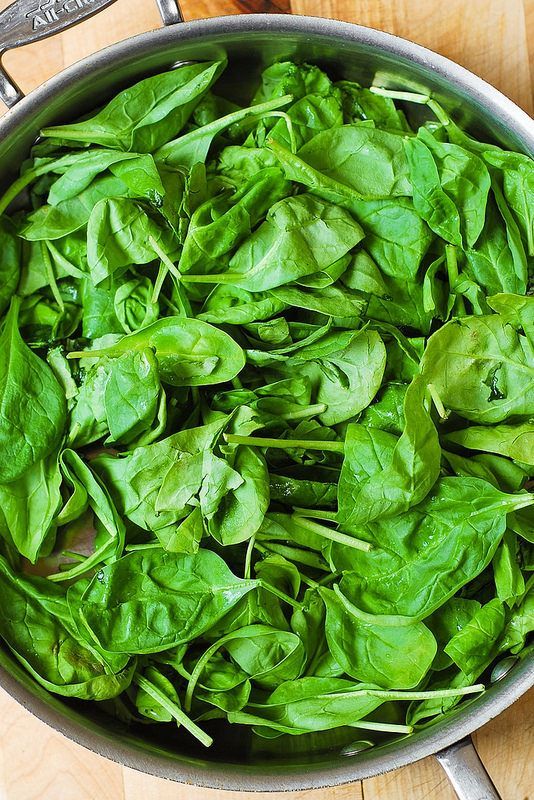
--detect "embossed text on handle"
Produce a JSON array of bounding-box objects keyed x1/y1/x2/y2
[{"x1": 0, "y1": 0, "x2": 119, "y2": 52}]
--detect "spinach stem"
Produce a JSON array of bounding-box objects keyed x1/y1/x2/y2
[
  {"x1": 369, "y1": 87, "x2": 430, "y2": 104},
  {"x1": 148, "y1": 235, "x2": 182, "y2": 281},
  {"x1": 369, "y1": 87, "x2": 450, "y2": 126},
  {"x1": 259, "y1": 580, "x2": 304, "y2": 610},
  {"x1": 291, "y1": 515, "x2": 373, "y2": 552},
  {"x1": 255, "y1": 541, "x2": 330, "y2": 572},
  {"x1": 244, "y1": 535, "x2": 255, "y2": 581},
  {"x1": 333, "y1": 584, "x2": 415, "y2": 627},
  {"x1": 224, "y1": 433, "x2": 345, "y2": 453},
  {"x1": 300, "y1": 574, "x2": 320, "y2": 589},
  {"x1": 510, "y1": 493, "x2": 534, "y2": 511},
  {"x1": 185, "y1": 638, "x2": 226, "y2": 712},
  {"x1": 292, "y1": 507, "x2": 338, "y2": 521},
  {"x1": 151, "y1": 260, "x2": 169, "y2": 304},
  {"x1": 427, "y1": 99, "x2": 451, "y2": 125},
  {"x1": 445, "y1": 244, "x2": 459, "y2": 287},
  {"x1": 301, "y1": 572, "x2": 338, "y2": 589},
  {"x1": 125, "y1": 542, "x2": 161, "y2": 552},
  {"x1": 67, "y1": 349, "x2": 115, "y2": 359},
  {"x1": 0, "y1": 161, "x2": 55, "y2": 216},
  {"x1": 427, "y1": 383, "x2": 449, "y2": 421},
  {"x1": 180, "y1": 272, "x2": 246, "y2": 284},
  {"x1": 254, "y1": 111, "x2": 297, "y2": 154},
  {"x1": 278, "y1": 403, "x2": 328, "y2": 421},
  {"x1": 157, "y1": 94, "x2": 294, "y2": 159},
  {"x1": 324, "y1": 685, "x2": 485, "y2": 700},
  {"x1": 60, "y1": 550, "x2": 87, "y2": 563},
  {"x1": 134, "y1": 674, "x2": 213, "y2": 747},
  {"x1": 41, "y1": 242, "x2": 65, "y2": 312},
  {"x1": 350, "y1": 720, "x2": 413, "y2": 734},
  {"x1": 316, "y1": 571, "x2": 340, "y2": 586},
  {"x1": 176, "y1": 663, "x2": 192, "y2": 681},
  {"x1": 446, "y1": 244, "x2": 466, "y2": 316},
  {"x1": 371, "y1": 685, "x2": 485, "y2": 699}
]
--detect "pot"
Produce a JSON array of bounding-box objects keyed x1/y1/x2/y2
[{"x1": 0, "y1": 2, "x2": 532, "y2": 798}]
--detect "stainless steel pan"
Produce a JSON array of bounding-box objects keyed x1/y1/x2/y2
[{"x1": 0, "y1": 2, "x2": 532, "y2": 798}]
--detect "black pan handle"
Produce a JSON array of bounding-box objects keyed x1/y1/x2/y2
[
  {"x1": 435, "y1": 736, "x2": 501, "y2": 800},
  {"x1": 0, "y1": 0, "x2": 183, "y2": 108}
]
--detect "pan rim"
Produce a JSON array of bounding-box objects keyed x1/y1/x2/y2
[{"x1": 0, "y1": 12, "x2": 532, "y2": 790}]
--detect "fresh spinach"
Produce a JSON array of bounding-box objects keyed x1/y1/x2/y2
[
  {"x1": 0, "y1": 58, "x2": 532, "y2": 750},
  {"x1": 80, "y1": 549, "x2": 258, "y2": 653},
  {"x1": 0, "y1": 297, "x2": 66, "y2": 483}
]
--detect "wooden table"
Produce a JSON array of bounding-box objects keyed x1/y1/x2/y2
[{"x1": 0, "y1": 1, "x2": 532, "y2": 797}]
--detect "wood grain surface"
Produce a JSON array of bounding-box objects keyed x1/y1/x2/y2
[{"x1": 0, "y1": 1, "x2": 532, "y2": 798}]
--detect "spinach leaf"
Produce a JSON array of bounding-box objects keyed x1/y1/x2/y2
[
  {"x1": 225, "y1": 194, "x2": 364, "y2": 292},
  {"x1": 321, "y1": 585, "x2": 437, "y2": 689},
  {"x1": 445, "y1": 422, "x2": 534, "y2": 465},
  {"x1": 0, "y1": 556, "x2": 133, "y2": 699},
  {"x1": 405, "y1": 136, "x2": 462, "y2": 245},
  {"x1": 178, "y1": 169, "x2": 290, "y2": 278},
  {"x1": 269, "y1": 473, "x2": 338, "y2": 509},
  {"x1": 348, "y1": 198, "x2": 433, "y2": 281},
  {"x1": 82, "y1": 276, "x2": 123, "y2": 339},
  {"x1": 0, "y1": 450, "x2": 62, "y2": 562},
  {"x1": 270, "y1": 283, "x2": 366, "y2": 318},
  {"x1": 87, "y1": 198, "x2": 175, "y2": 284},
  {"x1": 253, "y1": 62, "x2": 333, "y2": 104},
  {"x1": 93, "y1": 417, "x2": 229, "y2": 534},
  {"x1": 69, "y1": 316, "x2": 245, "y2": 387},
  {"x1": 42, "y1": 62, "x2": 225, "y2": 152},
  {"x1": 113, "y1": 276, "x2": 159, "y2": 333},
  {"x1": 427, "y1": 598, "x2": 481, "y2": 670},
  {"x1": 0, "y1": 297, "x2": 66, "y2": 483},
  {"x1": 421, "y1": 314, "x2": 534, "y2": 423},
  {"x1": 104, "y1": 349, "x2": 161, "y2": 444},
  {"x1": 465, "y1": 198, "x2": 527, "y2": 296},
  {"x1": 484, "y1": 150, "x2": 534, "y2": 255},
  {"x1": 337, "y1": 81, "x2": 409, "y2": 130},
  {"x1": 331, "y1": 478, "x2": 533, "y2": 618},
  {"x1": 499, "y1": 584, "x2": 534, "y2": 653},
  {"x1": 156, "y1": 95, "x2": 293, "y2": 168},
  {"x1": 444, "y1": 598, "x2": 505, "y2": 679},
  {"x1": 282, "y1": 329, "x2": 386, "y2": 426},
  {"x1": 48, "y1": 150, "x2": 164, "y2": 205},
  {"x1": 224, "y1": 625, "x2": 306, "y2": 689},
  {"x1": 199, "y1": 285, "x2": 287, "y2": 325},
  {"x1": 0, "y1": 218, "x2": 20, "y2": 315},
  {"x1": 204, "y1": 445, "x2": 270, "y2": 545},
  {"x1": 69, "y1": 360, "x2": 110, "y2": 447},
  {"x1": 360, "y1": 382, "x2": 406, "y2": 435},
  {"x1": 338, "y1": 376, "x2": 440, "y2": 526},
  {"x1": 488, "y1": 293, "x2": 533, "y2": 346},
  {"x1": 80, "y1": 549, "x2": 258, "y2": 653},
  {"x1": 297, "y1": 126, "x2": 412, "y2": 197},
  {"x1": 493, "y1": 530, "x2": 525, "y2": 606},
  {"x1": 1, "y1": 56, "x2": 533, "y2": 750},
  {"x1": 21, "y1": 175, "x2": 134, "y2": 241},
  {"x1": 408, "y1": 128, "x2": 490, "y2": 247},
  {"x1": 50, "y1": 449, "x2": 125, "y2": 582}
]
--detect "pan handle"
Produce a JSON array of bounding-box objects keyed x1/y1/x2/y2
[
  {"x1": 0, "y1": 0, "x2": 183, "y2": 108},
  {"x1": 435, "y1": 736, "x2": 501, "y2": 800}
]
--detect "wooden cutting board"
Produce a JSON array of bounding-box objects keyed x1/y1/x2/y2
[{"x1": 0, "y1": 1, "x2": 532, "y2": 798}]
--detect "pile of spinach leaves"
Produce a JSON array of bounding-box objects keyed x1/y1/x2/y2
[{"x1": 0, "y1": 58, "x2": 532, "y2": 754}]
